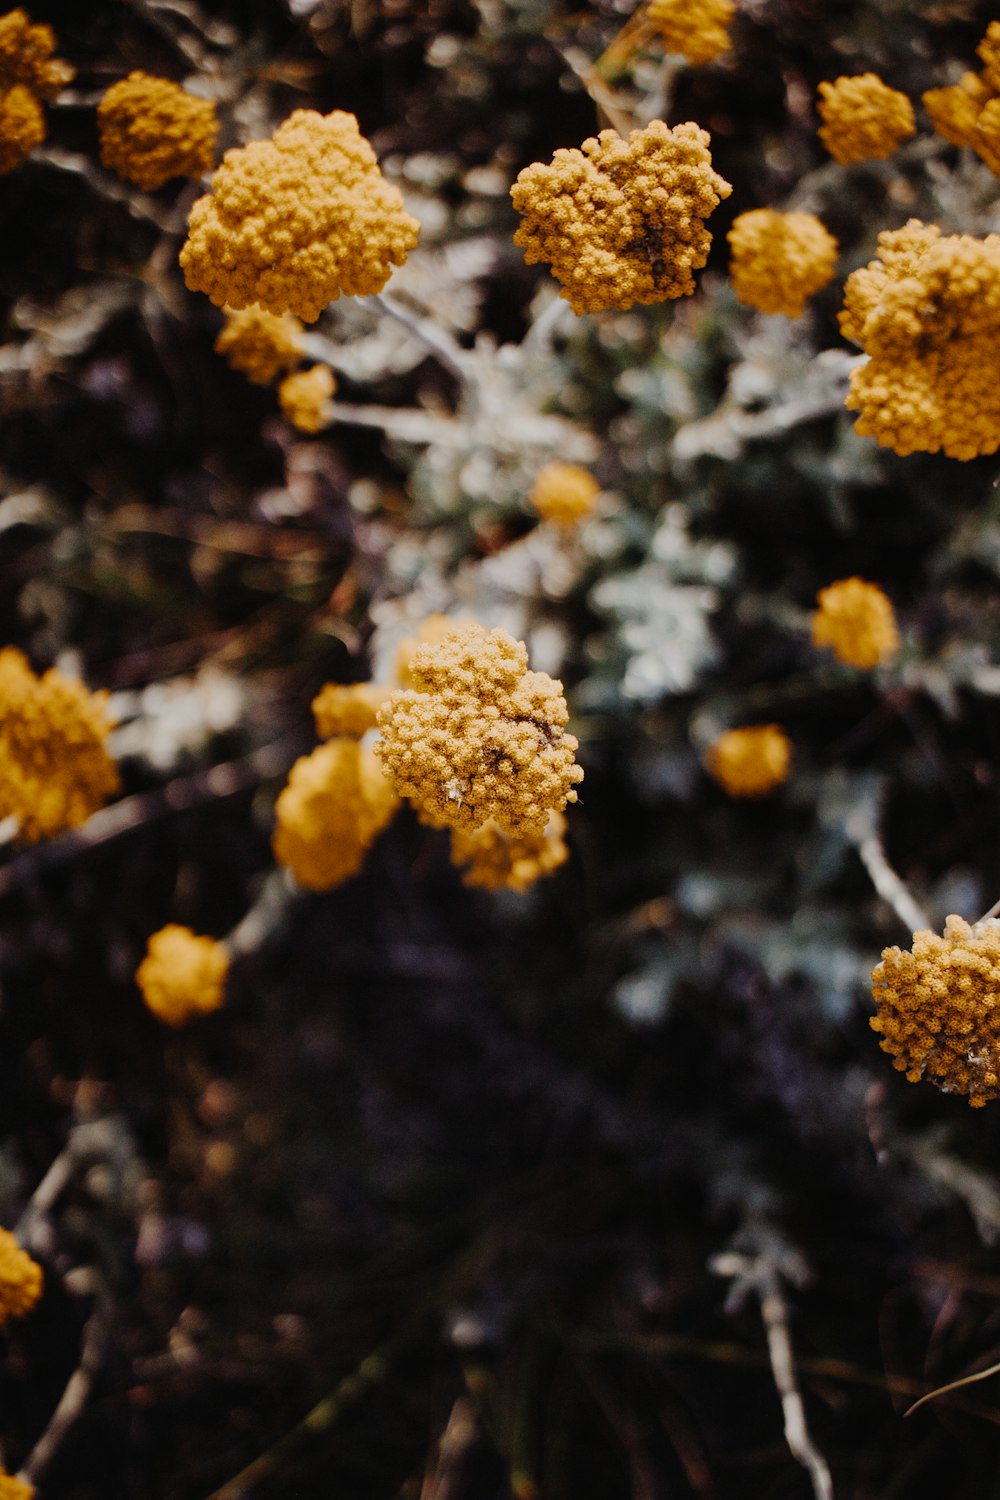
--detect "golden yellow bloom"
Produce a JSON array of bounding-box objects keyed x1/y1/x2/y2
[
  {"x1": 0, "y1": 81, "x2": 41, "y2": 173},
  {"x1": 277, "y1": 364, "x2": 336, "y2": 433},
  {"x1": 214, "y1": 304, "x2": 304, "y2": 386},
  {"x1": 647, "y1": 0, "x2": 733, "y2": 65},
  {"x1": 0, "y1": 8, "x2": 73, "y2": 99},
  {"x1": 510, "y1": 119, "x2": 731, "y2": 315},
  {"x1": 393, "y1": 614, "x2": 480, "y2": 688},
  {"x1": 871, "y1": 915, "x2": 1000, "y2": 1107},
  {"x1": 528, "y1": 462, "x2": 600, "y2": 527},
  {"x1": 450, "y1": 810, "x2": 569, "y2": 892},
  {"x1": 706, "y1": 725, "x2": 791, "y2": 798},
  {"x1": 376, "y1": 624, "x2": 584, "y2": 837},
  {"x1": 272, "y1": 738, "x2": 399, "y2": 892},
  {"x1": 727, "y1": 209, "x2": 838, "y2": 318},
  {"x1": 816, "y1": 73, "x2": 915, "y2": 164},
  {"x1": 311, "y1": 681, "x2": 391, "y2": 740},
  {"x1": 0, "y1": 1469, "x2": 33, "y2": 1500},
  {"x1": 924, "y1": 24, "x2": 1000, "y2": 177},
  {"x1": 180, "y1": 109, "x2": 420, "y2": 322},
  {"x1": 0, "y1": 1225, "x2": 42, "y2": 1327},
  {"x1": 811, "y1": 577, "x2": 899, "y2": 669},
  {"x1": 840, "y1": 218, "x2": 1000, "y2": 460},
  {"x1": 97, "y1": 71, "x2": 218, "y2": 191},
  {"x1": 0, "y1": 647, "x2": 120, "y2": 843},
  {"x1": 136, "y1": 925, "x2": 229, "y2": 1026}
]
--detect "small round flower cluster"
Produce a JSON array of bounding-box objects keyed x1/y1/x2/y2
[
  {"x1": 97, "y1": 71, "x2": 218, "y2": 190},
  {"x1": 0, "y1": 7, "x2": 73, "y2": 175},
  {"x1": 510, "y1": 120, "x2": 732, "y2": 315},
  {"x1": 816, "y1": 72, "x2": 915, "y2": 164},
  {"x1": 840, "y1": 218, "x2": 1000, "y2": 460},
  {"x1": 450, "y1": 811, "x2": 569, "y2": 892},
  {"x1": 214, "y1": 305, "x2": 305, "y2": 386},
  {"x1": 136, "y1": 925, "x2": 230, "y2": 1027},
  {"x1": 0, "y1": 647, "x2": 119, "y2": 844},
  {"x1": 871, "y1": 915, "x2": 1000, "y2": 1107},
  {"x1": 923, "y1": 21, "x2": 1000, "y2": 178},
  {"x1": 0, "y1": 1225, "x2": 42, "y2": 1328},
  {"x1": 811, "y1": 577, "x2": 899, "y2": 669},
  {"x1": 277, "y1": 364, "x2": 337, "y2": 434},
  {"x1": 727, "y1": 209, "x2": 838, "y2": 318},
  {"x1": 647, "y1": 0, "x2": 734, "y2": 66},
  {"x1": 311, "y1": 681, "x2": 391, "y2": 740},
  {"x1": 180, "y1": 109, "x2": 420, "y2": 322},
  {"x1": 0, "y1": 1468, "x2": 33, "y2": 1500},
  {"x1": 528, "y1": 462, "x2": 600, "y2": 527},
  {"x1": 705, "y1": 725, "x2": 791, "y2": 798}
]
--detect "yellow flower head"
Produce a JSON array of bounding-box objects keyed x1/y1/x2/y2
[
  {"x1": 924, "y1": 23, "x2": 1000, "y2": 177},
  {"x1": 180, "y1": 109, "x2": 420, "y2": 322},
  {"x1": 0, "y1": 1469, "x2": 33, "y2": 1500},
  {"x1": 706, "y1": 724, "x2": 791, "y2": 798},
  {"x1": 0, "y1": 81, "x2": 41, "y2": 173},
  {"x1": 0, "y1": 8, "x2": 73, "y2": 99},
  {"x1": 0, "y1": 647, "x2": 120, "y2": 843},
  {"x1": 528, "y1": 462, "x2": 600, "y2": 527},
  {"x1": 727, "y1": 208, "x2": 838, "y2": 317},
  {"x1": 840, "y1": 218, "x2": 1000, "y2": 460},
  {"x1": 375, "y1": 624, "x2": 584, "y2": 837},
  {"x1": 647, "y1": 0, "x2": 734, "y2": 66},
  {"x1": 816, "y1": 73, "x2": 916, "y2": 165},
  {"x1": 510, "y1": 119, "x2": 732, "y2": 315},
  {"x1": 311, "y1": 681, "x2": 391, "y2": 740},
  {"x1": 97, "y1": 71, "x2": 219, "y2": 191},
  {"x1": 272, "y1": 738, "x2": 399, "y2": 892},
  {"x1": 811, "y1": 577, "x2": 899, "y2": 669},
  {"x1": 0, "y1": 1225, "x2": 42, "y2": 1327},
  {"x1": 871, "y1": 915, "x2": 1000, "y2": 1107},
  {"x1": 136, "y1": 925, "x2": 229, "y2": 1026},
  {"x1": 214, "y1": 304, "x2": 304, "y2": 385},
  {"x1": 450, "y1": 810, "x2": 569, "y2": 892},
  {"x1": 277, "y1": 364, "x2": 336, "y2": 433},
  {"x1": 393, "y1": 614, "x2": 480, "y2": 688}
]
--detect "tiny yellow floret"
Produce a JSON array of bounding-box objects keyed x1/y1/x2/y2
[
  {"x1": 647, "y1": 0, "x2": 734, "y2": 65},
  {"x1": 923, "y1": 23, "x2": 1000, "y2": 178},
  {"x1": 529, "y1": 462, "x2": 601, "y2": 527},
  {"x1": 136, "y1": 925, "x2": 229, "y2": 1026},
  {"x1": 706, "y1": 725, "x2": 791, "y2": 798},
  {"x1": 727, "y1": 208, "x2": 838, "y2": 317},
  {"x1": 311, "y1": 681, "x2": 391, "y2": 740},
  {"x1": 0, "y1": 1225, "x2": 42, "y2": 1327},
  {"x1": 816, "y1": 73, "x2": 916, "y2": 164},
  {"x1": 272, "y1": 738, "x2": 399, "y2": 892},
  {"x1": 0, "y1": 1468, "x2": 33, "y2": 1500},
  {"x1": 811, "y1": 577, "x2": 899, "y2": 669},
  {"x1": 214, "y1": 304, "x2": 304, "y2": 386},
  {"x1": 510, "y1": 119, "x2": 732, "y2": 315},
  {"x1": 450, "y1": 811, "x2": 569, "y2": 891},
  {"x1": 278, "y1": 364, "x2": 336, "y2": 433},
  {"x1": 98, "y1": 71, "x2": 219, "y2": 190}
]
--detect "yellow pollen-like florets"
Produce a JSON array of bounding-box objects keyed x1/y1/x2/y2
[
  {"x1": 529, "y1": 462, "x2": 601, "y2": 527},
  {"x1": 840, "y1": 218, "x2": 1000, "y2": 460},
  {"x1": 311, "y1": 681, "x2": 392, "y2": 740},
  {"x1": 706, "y1": 725, "x2": 791, "y2": 798},
  {"x1": 97, "y1": 71, "x2": 219, "y2": 191},
  {"x1": 277, "y1": 364, "x2": 336, "y2": 433},
  {"x1": 647, "y1": 0, "x2": 734, "y2": 65},
  {"x1": 0, "y1": 1469, "x2": 33, "y2": 1500},
  {"x1": 510, "y1": 119, "x2": 732, "y2": 315},
  {"x1": 272, "y1": 738, "x2": 399, "y2": 892},
  {"x1": 727, "y1": 209, "x2": 838, "y2": 317},
  {"x1": 0, "y1": 1225, "x2": 42, "y2": 1327},
  {"x1": 924, "y1": 23, "x2": 1000, "y2": 178},
  {"x1": 0, "y1": 8, "x2": 72, "y2": 176},
  {"x1": 180, "y1": 109, "x2": 421, "y2": 322},
  {"x1": 450, "y1": 810, "x2": 569, "y2": 892},
  {"x1": 816, "y1": 73, "x2": 916, "y2": 164},
  {"x1": 811, "y1": 577, "x2": 900, "y2": 669},
  {"x1": 393, "y1": 614, "x2": 480, "y2": 689},
  {"x1": 376, "y1": 624, "x2": 584, "y2": 837},
  {"x1": 214, "y1": 304, "x2": 304, "y2": 386},
  {"x1": 136, "y1": 926, "x2": 230, "y2": 1026},
  {"x1": 871, "y1": 915, "x2": 1000, "y2": 1107}
]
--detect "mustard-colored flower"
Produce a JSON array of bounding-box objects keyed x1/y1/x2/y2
[
  {"x1": 214, "y1": 304, "x2": 304, "y2": 386},
  {"x1": 450, "y1": 810, "x2": 569, "y2": 892},
  {"x1": 180, "y1": 109, "x2": 420, "y2": 322},
  {"x1": 840, "y1": 218, "x2": 1000, "y2": 460},
  {"x1": 277, "y1": 364, "x2": 336, "y2": 433},
  {"x1": 705, "y1": 725, "x2": 791, "y2": 798},
  {"x1": 97, "y1": 71, "x2": 218, "y2": 191},
  {"x1": 510, "y1": 119, "x2": 731, "y2": 315},
  {"x1": 924, "y1": 23, "x2": 1000, "y2": 177},
  {"x1": 0, "y1": 1469, "x2": 33, "y2": 1500},
  {"x1": 0, "y1": 647, "x2": 120, "y2": 844},
  {"x1": 0, "y1": 81, "x2": 41, "y2": 173},
  {"x1": 0, "y1": 1225, "x2": 42, "y2": 1327},
  {"x1": 811, "y1": 577, "x2": 900, "y2": 669},
  {"x1": 376, "y1": 624, "x2": 584, "y2": 837},
  {"x1": 311, "y1": 681, "x2": 391, "y2": 740},
  {"x1": 871, "y1": 915, "x2": 1000, "y2": 1107},
  {"x1": 816, "y1": 73, "x2": 916, "y2": 164},
  {"x1": 136, "y1": 925, "x2": 229, "y2": 1026},
  {"x1": 647, "y1": 0, "x2": 734, "y2": 66},
  {"x1": 272, "y1": 738, "x2": 399, "y2": 892},
  {"x1": 529, "y1": 462, "x2": 600, "y2": 527},
  {"x1": 393, "y1": 614, "x2": 480, "y2": 689},
  {"x1": 727, "y1": 208, "x2": 838, "y2": 317},
  {"x1": 0, "y1": 8, "x2": 73, "y2": 99}
]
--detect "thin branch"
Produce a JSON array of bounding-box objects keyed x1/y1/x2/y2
[
  {"x1": 851, "y1": 828, "x2": 931, "y2": 933},
  {"x1": 30, "y1": 148, "x2": 174, "y2": 230},
  {"x1": 906, "y1": 1358, "x2": 1000, "y2": 1417},
  {"x1": 20, "y1": 1283, "x2": 111, "y2": 1487},
  {"x1": 364, "y1": 293, "x2": 469, "y2": 384}
]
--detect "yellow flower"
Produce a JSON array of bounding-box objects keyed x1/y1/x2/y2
[
  {"x1": 97, "y1": 71, "x2": 218, "y2": 191},
  {"x1": 0, "y1": 647, "x2": 120, "y2": 843},
  {"x1": 528, "y1": 462, "x2": 600, "y2": 527},
  {"x1": 277, "y1": 364, "x2": 336, "y2": 433},
  {"x1": 840, "y1": 218, "x2": 1000, "y2": 460},
  {"x1": 924, "y1": 22, "x2": 1000, "y2": 177},
  {"x1": 816, "y1": 73, "x2": 915, "y2": 164},
  {"x1": 393, "y1": 614, "x2": 480, "y2": 689},
  {"x1": 0, "y1": 1468, "x2": 33, "y2": 1500},
  {"x1": 510, "y1": 119, "x2": 731, "y2": 315},
  {"x1": 0, "y1": 8, "x2": 73, "y2": 98},
  {"x1": 450, "y1": 811, "x2": 569, "y2": 892},
  {"x1": 180, "y1": 109, "x2": 420, "y2": 322},
  {"x1": 647, "y1": 0, "x2": 734, "y2": 65},
  {"x1": 727, "y1": 209, "x2": 838, "y2": 318},
  {"x1": 0, "y1": 81, "x2": 41, "y2": 173},
  {"x1": 0, "y1": 1225, "x2": 42, "y2": 1327},
  {"x1": 706, "y1": 725, "x2": 791, "y2": 798},
  {"x1": 214, "y1": 304, "x2": 304, "y2": 386},
  {"x1": 272, "y1": 738, "x2": 399, "y2": 892},
  {"x1": 811, "y1": 577, "x2": 899, "y2": 669},
  {"x1": 375, "y1": 624, "x2": 584, "y2": 837},
  {"x1": 311, "y1": 681, "x2": 391, "y2": 740},
  {"x1": 871, "y1": 915, "x2": 1000, "y2": 1107},
  {"x1": 136, "y1": 925, "x2": 229, "y2": 1026}
]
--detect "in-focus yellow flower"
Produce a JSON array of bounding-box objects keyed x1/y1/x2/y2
[
  {"x1": 0, "y1": 1467, "x2": 33, "y2": 1500},
  {"x1": 727, "y1": 208, "x2": 838, "y2": 317},
  {"x1": 811, "y1": 577, "x2": 899, "y2": 669},
  {"x1": 924, "y1": 22, "x2": 1000, "y2": 177},
  {"x1": 393, "y1": 614, "x2": 480, "y2": 689},
  {"x1": 450, "y1": 811, "x2": 569, "y2": 891},
  {"x1": 136, "y1": 925, "x2": 229, "y2": 1026},
  {"x1": 272, "y1": 738, "x2": 399, "y2": 892},
  {"x1": 97, "y1": 71, "x2": 218, "y2": 190},
  {"x1": 705, "y1": 725, "x2": 791, "y2": 798},
  {"x1": 214, "y1": 305, "x2": 304, "y2": 386},
  {"x1": 311, "y1": 681, "x2": 391, "y2": 740},
  {"x1": 277, "y1": 364, "x2": 336, "y2": 433},
  {"x1": 647, "y1": 0, "x2": 733, "y2": 65},
  {"x1": 528, "y1": 462, "x2": 600, "y2": 527},
  {"x1": 0, "y1": 1225, "x2": 42, "y2": 1328},
  {"x1": 816, "y1": 73, "x2": 915, "y2": 164}
]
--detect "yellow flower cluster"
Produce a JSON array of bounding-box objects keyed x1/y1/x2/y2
[
  {"x1": 97, "y1": 71, "x2": 219, "y2": 191},
  {"x1": 647, "y1": 0, "x2": 734, "y2": 66},
  {"x1": 214, "y1": 305, "x2": 305, "y2": 386},
  {"x1": 311, "y1": 681, "x2": 391, "y2": 740},
  {"x1": 0, "y1": 647, "x2": 119, "y2": 844},
  {"x1": 0, "y1": 1225, "x2": 42, "y2": 1327},
  {"x1": 375, "y1": 624, "x2": 584, "y2": 837},
  {"x1": 923, "y1": 22, "x2": 1000, "y2": 178},
  {"x1": 0, "y1": 7, "x2": 73, "y2": 175},
  {"x1": 529, "y1": 462, "x2": 600, "y2": 527},
  {"x1": 510, "y1": 120, "x2": 732, "y2": 315},
  {"x1": 706, "y1": 725, "x2": 791, "y2": 798},
  {"x1": 811, "y1": 577, "x2": 899, "y2": 669},
  {"x1": 0, "y1": 1469, "x2": 33, "y2": 1500},
  {"x1": 180, "y1": 109, "x2": 421, "y2": 322},
  {"x1": 840, "y1": 218, "x2": 1000, "y2": 460},
  {"x1": 450, "y1": 811, "x2": 569, "y2": 892},
  {"x1": 816, "y1": 73, "x2": 915, "y2": 165},
  {"x1": 727, "y1": 209, "x2": 838, "y2": 318},
  {"x1": 394, "y1": 613, "x2": 478, "y2": 688},
  {"x1": 871, "y1": 915, "x2": 1000, "y2": 1107},
  {"x1": 272, "y1": 738, "x2": 399, "y2": 892},
  {"x1": 136, "y1": 925, "x2": 230, "y2": 1026},
  {"x1": 277, "y1": 364, "x2": 336, "y2": 433}
]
